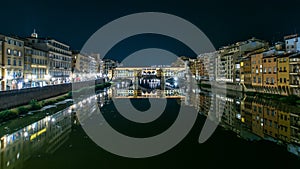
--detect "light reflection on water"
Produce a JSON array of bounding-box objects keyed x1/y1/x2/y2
[{"x1": 0, "y1": 87, "x2": 299, "y2": 169}]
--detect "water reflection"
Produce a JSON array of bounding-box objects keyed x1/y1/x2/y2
[
  {"x1": 0, "y1": 86, "x2": 299, "y2": 169},
  {"x1": 198, "y1": 91, "x2": 300, "y2": 156},
  {"x1": 0, "y1": 107, "x2": 73, "y2": 169}
]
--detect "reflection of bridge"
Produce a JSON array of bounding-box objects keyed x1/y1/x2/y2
[{"x1": 110, "y1": 89, "x2": 186, "y2": 99}]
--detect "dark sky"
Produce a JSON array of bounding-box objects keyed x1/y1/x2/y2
[{"x1": 1, "y1": 0, "x2": 300, "y2": 60}]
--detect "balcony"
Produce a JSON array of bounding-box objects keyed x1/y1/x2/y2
[
  {"x1": 289, "y1": 61, "x2": 300, "y2": 65},
  {"x1": 290, "y1": 81, "x2": 300, "y2": 87},
  {"x1": 290, "y1": 69, "x2": 300, "y2": 75}
]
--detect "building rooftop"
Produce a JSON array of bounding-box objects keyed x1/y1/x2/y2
[
  {"x1": 289, "y1": 52, "x2": 300, "y2": 58},
  {"x1": 284, "y1": 34, "x2": 298, "y2": 40}
]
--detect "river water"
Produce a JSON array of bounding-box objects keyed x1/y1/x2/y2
[{"x1": 0, "y1": 87, "x2": 299, "y2": 169}]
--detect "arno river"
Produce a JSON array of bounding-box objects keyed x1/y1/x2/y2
[{"x1": 0, "y1": 86, "x2": 299, "y2": 169}]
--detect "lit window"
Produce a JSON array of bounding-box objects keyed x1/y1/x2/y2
[
  {"x1": 7, "y1": 48, "x2": 11, "y2": 55},
  {"x1": 13, "y1": 50, "x2": 17, "y2": 56}
]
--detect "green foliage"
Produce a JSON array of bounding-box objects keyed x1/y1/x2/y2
[
  {"x1": 67, "y1": 91, "x2": 72, "y2": 98},
  {"x1": 17, "y1": 106, "x2": 29, "y2": 114},
  {"x1": 29, "y1": 99, "x2": 42, "y2": 110},
  {"x1": 0, "y1": 110, "x2": 18, "y2": 122}
]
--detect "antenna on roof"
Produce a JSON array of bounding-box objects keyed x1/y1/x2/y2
[{"x1": 31, "y1": 29, "x2": 38, "y2": 38}]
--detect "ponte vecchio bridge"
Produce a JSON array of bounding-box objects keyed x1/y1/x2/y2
[
  {"x1": 111, "y1": 66, "x2": 196, "y2": 106},
  {"x1": 112, "y1": 66, "x2": 188, "y2": 89}
]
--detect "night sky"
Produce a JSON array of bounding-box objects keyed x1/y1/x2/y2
[{"x1": 1, "y1": 0, "x2": 300, "y2": 60}]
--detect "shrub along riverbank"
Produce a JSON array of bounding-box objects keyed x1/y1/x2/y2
[{"x1": 0, "y1": 82, "x2": 111, "y2": 123}]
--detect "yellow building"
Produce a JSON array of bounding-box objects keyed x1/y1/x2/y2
[
  {"x1": 72, "y1": 52, "x2": 89, "y2": 72},
  {"x1": 24, "y1": 45, "x2": 49, "y2": 87},
  {"x1": 277, "y1": 53, "x2": 291, "y2": 95},
  {"x1": 251, "y1": 53, "x2": 264, "y2": 90},
  {"x1": 251, "y1": 101, "x2": 264, "y2": 137},
  {"x1": 278, "y1": 109, "x2": 290, "y2": 142},
  {"x1": 0, "y1": 34, "x2": 25, "y2": 90},
  {"x1": 262, "y1": 54, "x2": 278, "y2": 93},
  {"x1": 27, "y1": 31, "x2": 72, "y2": 84},
  {"x1": 263, "y1": 104, "x2": 278, "y2": 138}
]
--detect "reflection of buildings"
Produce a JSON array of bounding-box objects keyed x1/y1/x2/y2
[
  {"x1": 198, "y1": 92, "x2": 226, "y2": 126},
  {"x1": 241, "y1": 96, "x2": 300, "y2": 155},
  {"x1": 111, "y1": 88, "x2": 186, "y2": 100},
  {"x1": 290, "y1": 112, "x2": 300, "y2": 144},
  {"x1": 0, "y1": 107, "x2": 72, "y2": 169},
  {"x1": 199, "y1": 91, "x2": 300, "y2": 156}
]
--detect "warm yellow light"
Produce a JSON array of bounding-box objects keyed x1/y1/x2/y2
[{"x1": 30, "y1": 128, "x2": 47, "y2": 141}]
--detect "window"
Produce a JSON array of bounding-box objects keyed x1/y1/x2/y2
[
  {"x1": 271, "y1": 111, "x2": 276, "y2": 116},
  {"x1": 274, "y1": 67, "x2": 277, "y2": 73},
  {"x1": 18, "y1": 60, "x2": 21, "y2": 66},
  {"x1": 13, "y1": 50, "x2": 17, "y2": 56},
  {"x1": 7, "y1": 48, "x2": 11, "y2": 55},
  {"x1": 18, "y1": 51, "x2": 22, "y2": 57},
  {"x1": 274, "y1": 58, "x2": 276, "y2": 62},
  {"x1": 268, "y1": 67, "x2": 272, "y2": 74},
  {"x1": 253, "y1": 77, "x2": 256, "y2": 83},
  {"x1": 8, "y1": 58, "x2": 11, "y2": 65},
  {"x1": 258, "y1": 77, "x2": 261, "y2": 83},
  {"x1": 263, "y1": 68, "x2": 267, "y2": 73},
  {"x1": 284, "y1": 78, "x2": 286, "y2": 83},
  {"x1": 280, "y1": 78, "x2": 282, "y2": 83},
  {"x1": 13, "y1": 59, "x2": 16, "y2": 66},
  {"x1": 284, "y1": 67, "x2": 287, "y2": 72},
  {"x1": 266, "y1": 78, "x2": 269, "y2": 84},
  {"x1": 271, "y1": 78, "x2": 275, "y2": 84}
]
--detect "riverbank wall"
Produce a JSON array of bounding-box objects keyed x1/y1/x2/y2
[{"x1": 0, "y1": 79, "x2": 105, "y2": 110}]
